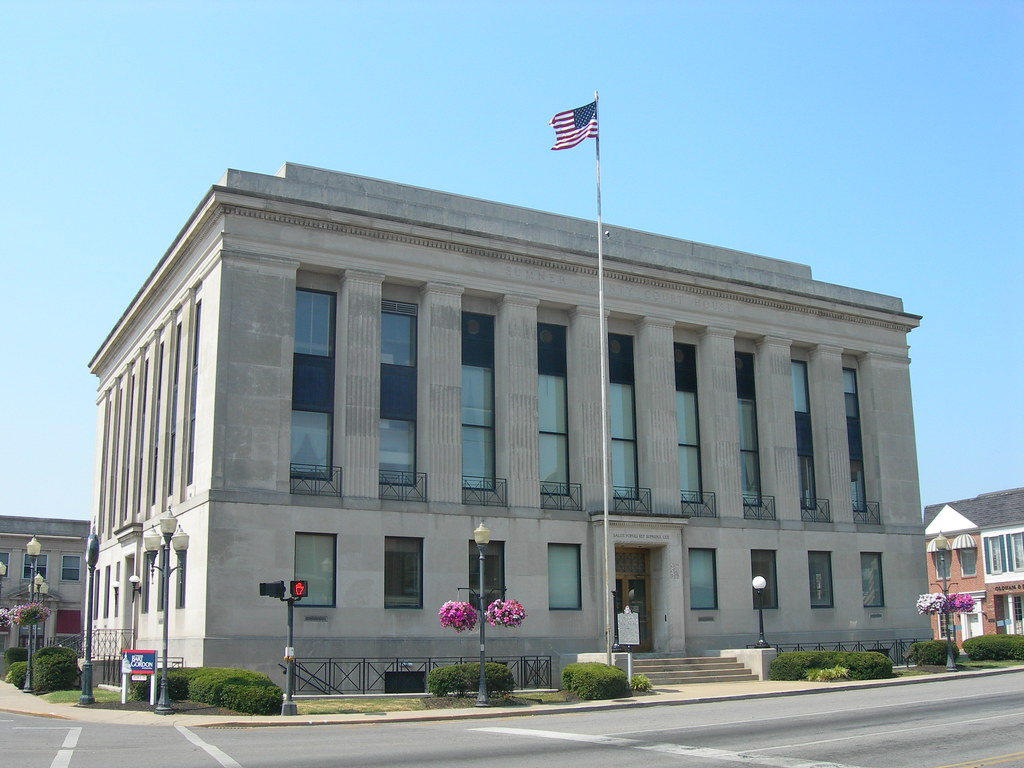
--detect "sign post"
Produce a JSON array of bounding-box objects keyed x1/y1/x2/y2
[{"x1": 616, "y1": 608, "x2": 639, "y2": 680}]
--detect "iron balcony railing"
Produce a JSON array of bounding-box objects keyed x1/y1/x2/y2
[
  {"x1": 284, "y1": 655, "x2": 552, "y2": 695},
  {"x1": 379, "y1": 471, "x2": 428, "y2": 502},
  {"x1": 290, "y1": 464, "x2": 343, "y2": 497},
  {"x1": 612, "y1": 486, "x2": 652, "y2": 514},
  {"x1": 680, "y1": 490, "x2": 717, "y2": 518},
  {"x1": 800, "y1": 498, "x2": 831, "y2": 523},
  {"x1": 853, "y1": 500, "x2": 881, "y2": 524},
  {"x1": 743, "y1": 494, "x2": 776, "y2": 520},
  {"x1": 540, "y1": 481, "x2": 582, "y2": 511},
  {"x1": 462, "y1": 476, "x2": 507, "y2": 506}
]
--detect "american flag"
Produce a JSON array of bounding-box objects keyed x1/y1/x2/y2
[{"x1": 550, "y1": 101, "x2": 598, "y2": 150}]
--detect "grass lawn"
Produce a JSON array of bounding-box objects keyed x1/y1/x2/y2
[
  {"x1": 43, "y1": 688, "x2": 122, "y2": 705},
  {"x1": 297, "y1": 690, "x2": 573, "y2": 715}
]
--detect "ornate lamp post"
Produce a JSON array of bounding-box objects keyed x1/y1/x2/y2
[
  {"x1": 931, "y1": 533, "x2": 958, "y2": 673},
  {"x1": 79, "y1": 532, "x2": 100, "y2": 705},
  {"x1": 752, "y1": 576, "x2": 770, "y2": 649},
  {"x1": 23, "y1": 536, "x2": 41, "y2": 693},
  {"x1": 473, "y1": 522, "x2": 491, "y2": 708},
  {"x1": 144, "y1": 512, "x2": 189, "y2": 715}
]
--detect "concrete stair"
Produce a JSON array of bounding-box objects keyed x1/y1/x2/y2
[{"x1": 631, "y1": 654, "x2": 758, "y2": 685}]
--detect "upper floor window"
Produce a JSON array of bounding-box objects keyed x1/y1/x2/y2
[
  {"x1": 675, "y1": 344, "x2": 702, "y2": 497},
  {"x1": 381, "y1": 303, "x2": 418, "y2": 478},
  {"x1": 538, "y1": 324, "x2": 569, "y2": 488},
  {"x1": 844, "y1": 368, "x2": 866, "y2": 508},
  {"x1": 462, "y1": 313, "x2": 495, "y2": 483},
  {"x1": 295, "y1": 532, "x2": 336, "y2": 607},
  {"x1": 736, "y1": 353, "x2": 761, "y2": 502},
  {"x1": 23, "y1": 552, "x2": 48, "y2": 580},
  {"x1": 792, "y1": 361, "x2": 816, "y2": 509},
  {"x1": 609, "y1": 334, "x2": 638, "y2": 491},
  {"x1": 61, "y1": 554, "x2": 81, "y2": 582},
  {"x1": 292, "y1": 290, "x2": 336, "y2": 471}
]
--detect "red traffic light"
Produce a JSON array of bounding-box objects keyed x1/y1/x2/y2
[{"x1": 290, "y1": 580, "x2": 309, "y2": 600}]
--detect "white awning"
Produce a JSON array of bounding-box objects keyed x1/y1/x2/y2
[
  {"x1": 926, "y1": 538, "x2": 943, "y2": 552},
  {"x1": 950, "y1": 533, "x2": 977, "y2": 550}
]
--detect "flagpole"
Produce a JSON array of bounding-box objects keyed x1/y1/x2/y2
[{"x1": 592, "y1": 91, "x2": 613, "y2": 664}]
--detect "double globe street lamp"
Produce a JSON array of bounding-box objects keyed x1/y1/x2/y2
[
  {"x1": 144, "y1": 513, "x2": 189, "y2": 715},
  {"x1": 473, "y1": 522, "x2": 491, "y2": 708},
  {"x1": 929, "y1": 532, "x2": 959, "y2": 673},
  {"x1": 23, "y1": 536, "x2": 43, "y2": 693}
]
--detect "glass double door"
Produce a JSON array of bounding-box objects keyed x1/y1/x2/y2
[{"x1": 615, "y1": 547, "x2": 652, "y2": 652}]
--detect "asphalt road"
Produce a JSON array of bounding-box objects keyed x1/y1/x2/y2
[{"x1": 4, "y1": 673, "x2": 1023, "y2": 768}]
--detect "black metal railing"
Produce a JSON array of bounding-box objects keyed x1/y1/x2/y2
[
  {"x1": 800, "y1": 498, "x2": 831, "y2": 523},
  {"x1": 743, "y1": 494, "x2": 776, "y2": 520},
  {"x1": 462, "y1": 476, "x2": 507, "y2": 506},
  {"x1": 540, "y1": 481, "x2": 582, "y2": 511},
  {"x1": 853, "y1": 500, "x2": 881, "y2": 524},
  {"x1": 290, "y1": 464, "x2": 343, "y2": 496},
  {"x1": 379, "y1": 471, "x2": 428, "y2": 502},
  {"x1": 285, "y1": 655, "x2": 552, "y2": 695},
  {"x1": 612, "y1": 486, "x2": 652, "y2": 514},
  {"x1": 680, "y1": 490, "x2": 717, "y2": 518},
  {"x1": 756, "y1": 638, "x2": 927, "y2": 666}
]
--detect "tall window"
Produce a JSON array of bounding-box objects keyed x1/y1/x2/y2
[
  {"x1": 844, "y1": 368, "x2": 866, "y2": 510},
  {"x1": 109, "y1": 387, "x2": 121, "y2": 522},
  {"x1": 808, "y1": 551, "x2": 834, "y2": 608},
  {"x1": 548, "y1": 543, "x2": 581, "y2": 610},
  {"x1": 538, "y1": 324, "x2": 569, "y2": 491},
  {"x1": 141, "y1": 551, "x2": 154, "y2": 615},
  {"x1": 384, "y1": 537, "x2": 422, "y2": 608},
  {"x1": 468, "y1": 539, "x2": 504, "y2": 606},
  {"x1": 186, "y1": 302, "x2": 201, "y2": 486},
  {"x1": 959, "y1": 548, "x2": 977, "y2": 577},
  {"x1": 861, "y1": 552, "x2": 884, "y2": 607},
  {"x1": 750, "y1": 550, "x2": 777, "y2": 609},
  {"x1": 462, "y1": 313, "x2": 495, "y2": 485},
  {"x1": 608, "y1": 334, "x2": 638, "y2": 492},
  {"x1": 674, "y1": 344, "x2": 702, "y2": 499},
  {"x1": 135, "y1": 359, "x2": 149, "y2": 515},
  {"x1": 380, "y1": 302, "x2": 418, "y2": 480},
  {"x1": 792, "y1": 361, "x2": 816, "y2": 509},
  {"x1": 167, "y1": 323, "x2": 182, "y2": 497},
  {"x1": 688, "y1": 548, "x2": 718, "y2": 610},
  {"x1": 120, "y1": 371, "x2": 135, "y2": 518},
  {"x1": 150, "y1": 341, "x2": 163, "y2": 506},
  {"x1": 295, "y1": 533, "x2": 336, "y2": 607},
  {"x1": 292, "y1": 290, "x2": 336, "y2": 472},
  {"x1": 736, "y1": 353, "x2": 761, "y2": 503}
]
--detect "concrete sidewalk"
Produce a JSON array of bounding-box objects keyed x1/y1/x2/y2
[{"x1": 1, "y1": 668, "x2": 1020, "y2": 729}]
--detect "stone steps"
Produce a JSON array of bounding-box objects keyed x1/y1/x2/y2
[{"x1": 631, "y1": 655, "x2": 758, "y2": 685}]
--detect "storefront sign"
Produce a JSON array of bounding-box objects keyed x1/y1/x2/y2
[{"x1": 993, "y1": 584, "x2": 1024, "y2": 592}]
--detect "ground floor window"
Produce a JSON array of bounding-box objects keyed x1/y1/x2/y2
[
  {"x1": 295, "y1": 533, "x2": 336, "y2": 607},
  {"x1": 547, "y1": 544, "x2": 581, "y2": 610},
  {"x1": 688, "y1": 548, "x2": 717, "y2": 610},
  {"x1": 384, "y1": 537, "x2": 422, "y2": 608}
]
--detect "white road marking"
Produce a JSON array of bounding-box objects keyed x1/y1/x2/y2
[
  {"x1": 176, "y1": 724, "x2": 243, "y2": 768},
  {"x1": 474, "y1": 726, "x2": 870, "y2": 768}
]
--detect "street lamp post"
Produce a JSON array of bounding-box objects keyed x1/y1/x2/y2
[
  {"x1": 80, "y1": 532, "x2": 100, "y2": 705},
  {"x1": 473, "y1": 522, "x2": 491, "y2": 708},
  {"x1": 752, "y1": 576, "x2": 770, "y2": 649},
  {"x1": 931, "y1": 533, "x2": 958, "y2": 673},
  {"x1": 144, "y1": 513, "x2": 189, "y2": 715},
  {"x1": 23, "y1": 536, "x2": 41, "y2": 693}
]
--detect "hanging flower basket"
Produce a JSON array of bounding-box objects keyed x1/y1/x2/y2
[
  {"x1": 916, "y1": 592, "x2": 976, "y2": 615},
  {"x1": 438, "y1": 601, "x2": 477, "y2": 632},
  {"x1": 11, "y1": 602, "x2": 51, "y2": 626},
  {"x1": 485, "y1": 598, "x2": 526, "y2": 628},
  {"x1": 0, "y1": 608, "x2": 11, "y2": 631}
]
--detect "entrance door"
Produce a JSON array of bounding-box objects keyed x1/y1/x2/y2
[{"x1": 615, "y1": 548, "x2": 652, "y2": 652}]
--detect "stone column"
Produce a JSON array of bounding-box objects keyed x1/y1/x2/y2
[
  {"x1": 496, "y1": 295, "x2": 540, "y2": 508},
  {"x1": 418, "y1": 282, "x2": 464, "y2": 504},
  {"x1": 568, "y1": 306, "x2": 605, "y2": 512},
  {"x1": 338, "y1": 270, "x2": 384, "y2": 501},
  {"x1": 809, "y1": 344, "x2": 851, "y2": 520},
  {"x1": 755, "y1": 335, "x2": 797, "y2": 519},
  {"x1": 697, "y1": 327, "x2": 740, "y2": 517},
  {"x1": 634, "y1": 316, "x2": 677, "y2": 515}
]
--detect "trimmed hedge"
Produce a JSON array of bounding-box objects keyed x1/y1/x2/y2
[
  {"x1": 5, "y1": 661, "x2": 27, "y2": 688},
  {"x1": 129, "y1": 667, "x2": 282, "y2": 715},
  {"x1": 769, "y1": 651, "x2": 892, "y2": 681},
  {"x1": 908, "y1": 640, "x2": 955, "y2": 666},
  {"x1": 962, "y1": 634, "x2": 1024, "y2": 661},
  {"x1": 4, "y1": 647, "x2": 28, "y2": 666},
  {"x1": 427, "y1": 662, "x2": 515, "y2": 697},
  {"x1": 561, "y1": 662, "x2": 629, "y2": 700},
  {"x1": 31, "y1": 646, "x2": 79, "y2": 693}
]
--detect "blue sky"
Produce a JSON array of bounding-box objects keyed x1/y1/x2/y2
[{"x1": 1, "y1": 1, "x2": 1020, "y2": 520}]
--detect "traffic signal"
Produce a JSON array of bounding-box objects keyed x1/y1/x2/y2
[
  {"x1": 290, "y1": 580, "x2": 309, "y2": 601},
  {"x1": 259, "y1": 581, "x2": 286, "y2": 599}
]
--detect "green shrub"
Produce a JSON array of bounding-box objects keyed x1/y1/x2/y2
[
  {"x1": 31, "y1": 646, "x2": 79, "y2": 692},
  {"x1": 128, "y1": 668, "x2": 196, "y2": 702},
  {"x1": 5, "y1": 661, "x2": 27, "y2": 688},
  {"x1": 908, "y1": 640, "x2": 955, "y2": 666},
  {"x1": 218, "y1": 682, "x2": 283, "y2": 715},
  {"x1": 962, "y1": 634, "x2": 1024, "y2": 661},
  {"x1": 770, "y1": 652, "x2": 892, "y2": 681},
  {"x1": 188, "y1": 668, "x2": 280, "y2": 709},
  {"x1": 806, "y1": 665, "x2": 849, "y2": 682},
  {"x1": 561, "y1": 662, "x2": 629, "y2": 700},
  {"x1": 426, "y1": 663, "x2": 515, "y2": 697},
  {"x1": 630, "y1": 673, "x2": 652, "y2": 692},
  {"x1": 4, "y1": 647, "x2": 28, "y2": 666}
]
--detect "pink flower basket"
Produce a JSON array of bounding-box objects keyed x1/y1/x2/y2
[{"x1": 438, "y1": 601, "x2": 477, "y2": 632}]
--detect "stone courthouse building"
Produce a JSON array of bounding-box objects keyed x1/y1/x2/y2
[{"x1": 88, "y1": 163, "x2": 930, "y2": 679}]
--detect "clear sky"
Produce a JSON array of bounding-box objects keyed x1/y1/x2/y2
[{"x1": 1, "y1": 1, "x2": 1020, "y2": 521}]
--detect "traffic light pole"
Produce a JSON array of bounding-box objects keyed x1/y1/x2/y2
[{"x1": 282, "y1": 595, "x2": 297, "y2": 716}]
